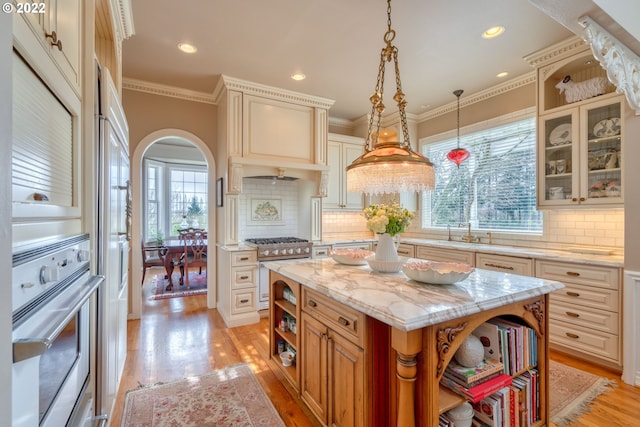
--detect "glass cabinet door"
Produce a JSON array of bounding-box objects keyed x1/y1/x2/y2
[
  {"x1": 541, "y1": 112, "x2": 577, "y2": 204},
  {"x1": 582, "y1": 100, "x2": 622, "y2": 203}
]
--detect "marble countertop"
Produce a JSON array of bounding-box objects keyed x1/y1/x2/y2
[{"x1": 265, "y1": 258, "x2": 564, "y2": 331}]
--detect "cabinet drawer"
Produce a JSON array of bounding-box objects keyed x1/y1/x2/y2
[
  {"x1": 303, "y1": 288, "x2": 365, "y2": 347},
  {"x1": 232, "y1": 266, "x2": 256, "y2": 289},
  {"x1": 333, "y1": 242, "x2": 372, "y2": 251},
  {"x1": 396, "y1": 243, "x2": 415, "y2": 258},
  {"x1": 232, "y1": 289, "x2": 255, "y2": 314},
  {"x1": 536, "y1": 260, "x2": 619, "y2": 289},
  {"x1": 415, "y1": 246, "x2": 475, "y2": 265},
  {"x1": 550, "y1": 321, "x2": 619, "y2": 362},
  {"x1": 476, "y1": 253, "x2": 533, "y2": 276},
  {"x1": 550, "y1": 283, "x2": 619, "y2": 312},
  {"x1": 232, "y1": 251, "x2": 257, "y2": 265},
  {"x1": 549, "y1": 299, "x2": 619, "y2": 334},
  {"x1": 312, "y1": 246, "x2": 331, "y2": 259}
]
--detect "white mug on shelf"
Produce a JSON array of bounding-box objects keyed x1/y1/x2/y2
[
  {"x1": 549, "y1": 186, "x2": 565, "y2": 200},
  {"x1": 556, "y1": 159, "x2": 566, "y2": 174}
]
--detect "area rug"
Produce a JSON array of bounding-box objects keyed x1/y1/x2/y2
[
  {"x1": 121, "y1": 363, "x2": 285, "y2": 427},
  {"x1": 149, "y1": 272, "x2": 207, "y2": 300},
  {"x1": 549, "y1": 360, "x2": 616, "y2": 426}
]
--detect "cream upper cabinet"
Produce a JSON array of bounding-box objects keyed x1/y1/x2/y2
[
  {"x1": 535, "y1": 47, "x2": 623, "y2": 208},
  {"x1": 538, "y1": 95, "x2": 623, "y2": 207},
  {"x1": 325, "y1": 134, "x2": 364, "y2": 210},
  {"x1": 12, "y1": 0, "x2": 82, "y2": 95}
]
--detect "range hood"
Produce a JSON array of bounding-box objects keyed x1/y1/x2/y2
[{"x1": 229, "y1": 156, "x2": 328, "y2": 196}]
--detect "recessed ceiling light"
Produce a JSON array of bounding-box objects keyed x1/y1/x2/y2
[
  {"x1": 496, "y1": 71, "x2": 509, "y2": 78},
  {"x1": 482, "y1": 26, "x2": 505, "y2": 39},
  {"x1": 291, "y1": 73, "x2": 306, "y2": 81},
  {"x1": 178, "y1": 43, "x2": 197, "y2": 54}
]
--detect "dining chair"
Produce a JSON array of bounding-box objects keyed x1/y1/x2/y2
[
  {"x1": 141, "y1": 240, "x2": 169, "y2": 285},
  {"x1": 178, "y1": 228, "x2": 207, "y2": 289}
]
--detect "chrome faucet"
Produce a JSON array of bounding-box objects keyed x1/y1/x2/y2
[{"x1": 458, "y1": 222, "x2": 479, "y2": 243}]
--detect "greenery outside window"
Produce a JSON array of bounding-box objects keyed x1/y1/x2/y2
[{"x1": 420, "y1": 113, "x2": 542, "y2": 233}]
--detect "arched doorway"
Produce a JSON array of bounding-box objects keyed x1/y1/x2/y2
[{"x1": 130, "y1": 129, "x2": 217, "y2": 319}]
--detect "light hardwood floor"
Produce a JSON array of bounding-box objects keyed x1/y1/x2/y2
[{"x1": 111, "y1": 266, "x2": 640, "y2": 426}]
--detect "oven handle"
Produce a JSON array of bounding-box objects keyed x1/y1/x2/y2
[{"x1": 13, "y1": 275, "x2": 104, "y2": 363}]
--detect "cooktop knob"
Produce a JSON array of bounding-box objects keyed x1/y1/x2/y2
[
  {"x1": 273, "y1": 249, "x2": 279, "y2": 256},
  {"x1": 262, "y1": 249, "x2": 270, "y2": 256}
]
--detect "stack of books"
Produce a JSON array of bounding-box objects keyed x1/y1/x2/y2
[{"x1": 441, "y1": 358, "x2": 511, "y2": 403}]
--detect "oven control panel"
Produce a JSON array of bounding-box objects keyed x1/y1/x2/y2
[{"x1": 12, "y1": 238, "x2": 91, "y2": 317}]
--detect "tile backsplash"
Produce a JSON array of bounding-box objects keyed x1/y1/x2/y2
[{"x1": 238, "y1": 178, "x2": 299, "y2": 240}]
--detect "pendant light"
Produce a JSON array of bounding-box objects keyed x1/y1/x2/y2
[
  {"x1": 447, "y1": 89, "x2": 470, "y2": 166},
  {"x1": 345, "y1": 0, "x2": 435, "y2": 195}
]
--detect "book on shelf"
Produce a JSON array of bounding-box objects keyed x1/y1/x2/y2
[
  {"x1": 440, "y1": 373, "x2": 513, "y2": 403},
  {"x1": 443, "y1": 369, "x2": 502, "y2": 390},
  {"x1": 444, "y1": 358, "x2": 504, "y2": 386},
  {"x1": 472, "y1": 394, "x2": 503, "y2": 427},
  {"x1": 472, "y1": 322, "x2": 504, "y2": 364}
]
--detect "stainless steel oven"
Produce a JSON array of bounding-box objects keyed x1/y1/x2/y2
[
  {"x1": 12, "y1": 234, "x2": 103, "y2": 427},
  {"x1": 245, "y1": 237, "x2": 312, "y2": 310}
]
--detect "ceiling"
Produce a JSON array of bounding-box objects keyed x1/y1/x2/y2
[{"x1": 123, "y1": 0, "x2": 582, "y2": 122}]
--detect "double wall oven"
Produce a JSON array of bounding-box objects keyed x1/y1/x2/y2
[
  {"x1": 245, "y1": 237, "x2": 312, "y2": 310},
  {"x1": 11, "y1": 234, "x2": 104, "y2": 427}
]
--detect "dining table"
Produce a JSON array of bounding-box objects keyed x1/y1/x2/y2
[{"x1": 160, "y1": 238, "x2": 207, "y2": 290}]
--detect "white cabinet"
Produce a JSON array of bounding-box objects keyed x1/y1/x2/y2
[
  {"x1": 12, "y1": 0, "x2": 82, "y2": 95},
  {"x1": 535, "y1": 47, "x2": 623, "y2": 208},
  {"x1": 538, "y1": 96, "x2": 624, "y2": 207},
  {"x1": 475, "y1": 253, "x2": 534, "y2": 276},
  {"x1": 325, "y1": 134, "x2": 365, "y2": 210},
  {"x1": 536, "y1": 259, "x2": 622, "y2": 368},
  {"x1": 415, "y1": 245, "x2": 475, "y2": 266},
  {"x1": 217, "y1": 248, "x2": 260, "y2": 327}
]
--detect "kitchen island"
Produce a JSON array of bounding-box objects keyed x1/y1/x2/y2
[{"x1": 265, "y1": 257, "x2": 565, "y2": 427}]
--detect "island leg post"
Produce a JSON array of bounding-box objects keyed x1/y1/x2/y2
[{"x1": 391, "y1": 328, "x2": 422, "y2": 427}]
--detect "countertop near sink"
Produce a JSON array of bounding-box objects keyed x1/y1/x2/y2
[{"x1": 313, "y1": 237, "x2": 623, "y2": 268}]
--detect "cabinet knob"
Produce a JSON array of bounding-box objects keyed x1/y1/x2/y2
[
  {"x1": 579, "y1": 197, "x2": 586, "y2": 202},
  {"x1": 572, "y1": 198, "x2": 578, "y2": 202},
  {"x1": 308, "y1": 300, "x2": 317, "y2": 308},
  {"x1": 45, "y1": 31, "x2": 63, "y2": 51}
]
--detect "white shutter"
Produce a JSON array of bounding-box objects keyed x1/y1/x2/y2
[{"x1": 12, "y1": 51, "x2": 74, "y2": 206}]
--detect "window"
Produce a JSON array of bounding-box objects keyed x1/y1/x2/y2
[
  {"x1": 143, "y1": 160, "x2": 208, "y2": 241},
  {"x1": 421, "y1": 115, "x2": 542, "y2": 233}
]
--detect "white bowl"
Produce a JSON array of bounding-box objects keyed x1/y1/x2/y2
[
  {"x1": 367, "y1": 257, "x2": 405, "y2": 273},
  {"x1": 330, "y1": 248, "x2": 374, "y2": 265},
  {"x1": 402, "y1": 260, "x2": 473, "y2": 285},
  {"x1": 280, "y1": 351, "x2": 295, "y2": 367}
]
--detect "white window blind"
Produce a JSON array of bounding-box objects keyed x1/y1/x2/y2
[
  {"x1": 12, "y1": 52, "x2": 73, "y2": 206},
  {"x1": 421, "y1": 117, "x2": 542, "y2": 232}
]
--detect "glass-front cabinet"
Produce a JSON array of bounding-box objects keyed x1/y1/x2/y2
[{"x1": 538, "y1": 95, "x2": 623, "y2": 207}]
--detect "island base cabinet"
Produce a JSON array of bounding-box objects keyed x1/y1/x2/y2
[{"x1": 300, "y1": 311, "x2": 367, "y2": 427}]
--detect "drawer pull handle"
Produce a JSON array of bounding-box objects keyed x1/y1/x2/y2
[
  {"x1": 566, "y1": 332, "x2": 579, "y2": 339},
  {"x1": 240, "y1": 257, "x2": 249, "y2": 261},
  {"x1": 338, "y1": 317, "x2": 350, "y2": 327},
  {"x1": 239, "y1": 276, "x2": 249, "y2": 280},
  {"x1": 240, "y1": 299, "x2": 249, "y2": 303},
  {"x1": 485, "y1": 263, "x2": 514, "y2": 270},
  {"x1": 317, "y1": 251, "x2": 326, "y2": 255},
  {"x1": 566, "y1": 271, "x2": 580, "y2": 277},
  {"x1": 566, "y1": 291, "x2": 580, "y2": 297},
  {"x1": 566, "y1": 311, "x2": 580, "y2": 318},
  {"x1": 308, "y1": 300, "x2": 317, "y2": 308},
  {"x1": 398, "y1": 250, "x2": 410, "y2": 255}
]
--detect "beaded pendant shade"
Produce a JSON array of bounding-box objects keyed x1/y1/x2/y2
[
  {"x1": 447, "y1": 89, "x2": 470, "y2": 166},
  {"x1": 346, "y1": 0, "x2": 435, "y2": 195}
]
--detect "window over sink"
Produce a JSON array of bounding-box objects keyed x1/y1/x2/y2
[{"x1": 420, "y1": 113, "x2": 542, "y2": 233}]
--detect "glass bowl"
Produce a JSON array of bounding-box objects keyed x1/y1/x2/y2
[
  {"x1": 330, "y1": 248, "x2": 374, "y2": 265},
  {"x1": 402, "y1": 260, "x2": 473, "y2": 285}
]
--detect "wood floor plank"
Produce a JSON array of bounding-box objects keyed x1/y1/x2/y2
[{"x1": 110, "y1": 267, "x2": 640, "y2": 427}]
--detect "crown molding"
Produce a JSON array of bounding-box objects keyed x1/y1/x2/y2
[
  {"x1": 122, "y1": 78, "x2": 217, "y2": 104},
  {"x1": 110, "y1": 0, "x2": 135, "y2": 41},
  {"x1": 580, "y1": 16, "x2": 640, "y2": 114},
  {"x1": 523, "y1": 35, "x2": 587, "y2": 68},
  {"x1": 417, "y1": 72, "x2": 537, "y2": 122},
  {"x1": 214, "y1": 75, "x2": 335, "y2": 110}
]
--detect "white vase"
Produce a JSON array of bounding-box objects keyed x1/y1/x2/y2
[{"x1": 375, "y1": 233, "x2": 399, "y2": 262}]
